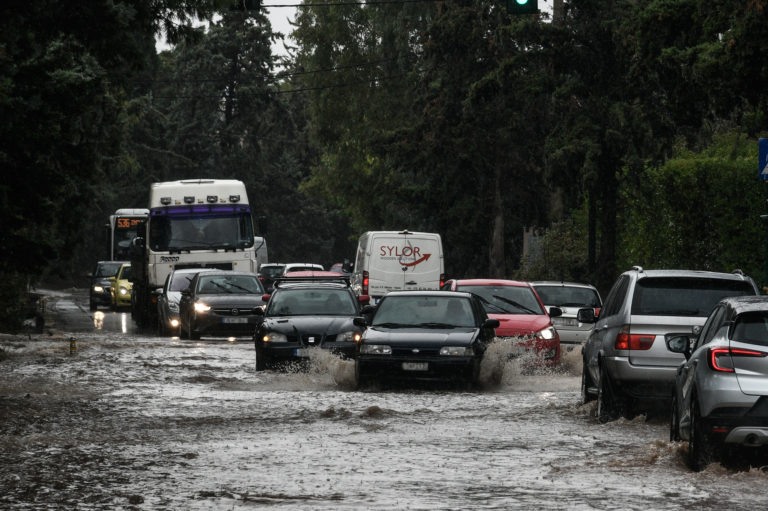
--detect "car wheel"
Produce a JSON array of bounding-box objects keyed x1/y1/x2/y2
[
  {"x1": 188, "y1": 320, "x2": 200, "y2": 341},
  {"x1": 597, "y1": 364, "x2": 621, "y2": 423},
  {"x1": 179, "y1": 317, "x2": 189, "y2": 340},
  {"x1": 354, "y1": 361, "x2": 370, "y2": 390},
  {"x1": 581, "y1": 364, "x2": 595, "y2": 404},
  {"x1": 688, "y1": 395, "x2": 716, "y2": 471},
  {"x1": 255, "y1": 346, "x2": 268, "y2": 371},
  {"x1": 670, "y1": 393, "x2": 680, "y2": 442}
]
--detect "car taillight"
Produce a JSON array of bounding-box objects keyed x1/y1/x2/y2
[
  {"x1": 362, "y1": 271, "x2": 369, "y2": 295},
  {"x1": 708, "y1": 347, "x2": 768, "y2": 373},
  {"x1": 594, "y1": 307, "x2": 601, "y2": 318},
  {"x1": 439, "y1": 273, "x2": 445, "y2": 289},
  {"x1": 614, "y1": 326, "x2": 654, "y2": 350}
]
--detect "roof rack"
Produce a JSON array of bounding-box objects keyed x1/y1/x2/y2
[
  {"x1": 273, "y1": 275, "x2": 350, "y2": 287},
  {"x1": 732, "y1": 269, "x2": 745, "y2": 276},
  {"x1": 631, "y1": 265, "x2": 644, "y2": 273}
]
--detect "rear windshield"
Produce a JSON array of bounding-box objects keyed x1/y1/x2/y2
[
  {"x1": 631, "y1": 277, "x2": 755, "y2": 317},
  {"x1": 260, "y1": 266, "x2": 285, "y2": 279},
  {"x1": 732, "y1": 312, "x2": 768, "y2": 347},
  {"x1": 533, "y1": 285, "x2": 601, "y2": 307}
]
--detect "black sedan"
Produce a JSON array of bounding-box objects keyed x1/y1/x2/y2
[
  {"x1": 254, "y1": 279, "x2": 368, "y2": 370},
  {"x1": 354, "y1": 291, "x2": 499, "y2": 387},
  {"x1": 178, "y1": 270, "x2": 265, "y2": 340}
]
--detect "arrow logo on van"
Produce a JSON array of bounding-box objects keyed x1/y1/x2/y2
[{"x1": 401, "y1": 253, "x2": 431, "y2": 267}]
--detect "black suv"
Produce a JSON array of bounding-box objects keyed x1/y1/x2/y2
[{"x1": 254, "y1": 277, "x2": 368, "y2": 370}]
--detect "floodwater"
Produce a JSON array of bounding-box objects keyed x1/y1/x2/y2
[{"x1": 2, "y1": 290, "x2": 768, "y2": 509}]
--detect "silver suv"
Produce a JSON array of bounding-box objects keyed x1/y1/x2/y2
[
  {"x1": 580, "y1": 267, "x2": 758, "y2": 422},
  {"x1": 668, "y1": 296, "x2": 768, "y2": 470}
]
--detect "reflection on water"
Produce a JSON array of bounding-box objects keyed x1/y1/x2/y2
[{"x1": 92, "y1": 311, "x2": 104, "y2": 330}]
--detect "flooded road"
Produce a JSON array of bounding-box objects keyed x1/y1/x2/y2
[{"x1": 2, "y1": 289, "x2": 768, "y2": 509}]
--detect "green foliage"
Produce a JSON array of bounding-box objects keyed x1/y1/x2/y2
[
  {"x1": 516, "y1": 215, "x2": 590, "y2": 282},
  {"x1": 618, "y1": 131, "x2": 768, "y2": 287}
]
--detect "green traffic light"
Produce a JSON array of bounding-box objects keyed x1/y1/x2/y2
[
  {"x1": 516, "y1": 0, "x2": 528, "y2": 4},
  {"x1": 507, "y1": 0, "x2": 538, "y2": 14}
]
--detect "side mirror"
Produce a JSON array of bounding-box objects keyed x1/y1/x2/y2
[
  {"x1": 483, "y1": 318, "x2": 500, "y2": 329},
  {"x1": 666, "y1": 334, "x2": 692, "y2": 359},
  {"x1": 548, "y1": 306, "x2": 563, "y2": 318},
  {"x1": 261, "y1": 293, "x2": 271, "y2": 302},
  {"x1": 353, "y1": 316, "x2": 367, "y2": 328},
  {"x1": 152, "y1": 288, "x2": 163, "y2": 296},
  {"x1": 577, "y1": 308, "x2": 596, "y2": 323}
]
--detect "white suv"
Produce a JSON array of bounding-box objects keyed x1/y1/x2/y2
[
  {"x1": 580, "y1": 267, "x2": 758, "y2": 423},
  {"x1": 530, "y1": 281, "x2": 602, "y2": 347}
]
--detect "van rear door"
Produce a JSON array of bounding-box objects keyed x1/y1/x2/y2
[{"x1": 369, "y1": 232, "x2": 443, "y2": 295}]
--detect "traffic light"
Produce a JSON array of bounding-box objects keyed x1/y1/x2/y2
[{"x1": 507, "y1": 0, "x2": 538, "y2": 15}]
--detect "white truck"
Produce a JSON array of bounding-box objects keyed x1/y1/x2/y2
[
  {"x1": 130, "y1": 179, "x2": 268, "y2": 329},
  {"x1": 351, "y1": 230, "x2": 444, "y2": 302}
]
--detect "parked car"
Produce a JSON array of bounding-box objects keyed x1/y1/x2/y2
[
  {"x1": 178, "y1": 270, "x2": 265, "y2": 340},
  {"x1": 254, "y1": 278, "x2": 368, "y2": 370},
  {"x1": 110, "y1": 263, "x2": 133, "y2": 310},
  {"x1": 354, "y1": 291, "x2": 499, "y2": 387},
  {"x1": 89, "y1": 261, "x2": 125, "y2": 311},
  {"x1": 668, "y1": 295, "x2": 768, "y2": 470},
  {"x1": 580, "y1": 267, "x2": 759, "y2": 423},
  {"x1": 156, "y1": 268, "x2": 205, "y2": 336},
  {"x1": 441, "y1": 279, "x2": 562, "y2": 367},
  {"x1": 530, "y1": 281, "x2": 602, "y2": 347},
  {"x1": 258, "y1": 263, "x2": 286, "y2": 292}
]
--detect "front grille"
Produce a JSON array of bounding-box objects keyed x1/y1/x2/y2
[
  {"x1": 212, "y1": 307, "x2": 257, "y2": 316},
  {"x1": 391, "y1": 347, "x2": 440, "y2": 357}
]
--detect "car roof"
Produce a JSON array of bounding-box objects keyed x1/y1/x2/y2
[
  {"x1": 453, "y1": 279, "x2": 531, "y2": 287},
  {"x1": 529, "y1": 281, "x2": 598, "y2": 290},
  {"x1": 193, "y1": 270, "x2": 258, "y2": 277},
  {"x1": 97, "y1": 260, "x2": 127, "y2": 265},
  {"x1": 626, "y1": 268, "x2": 752, "y2": 282},
  {"x1": 171, "y1": 268, "x2": 210, "y2": 275},
  {"x1": 385, "y1": 290, "x2": 474, "y2": 299},
  {"x1": 720, "y1": 295, "x2": 768, "y2": 315},
  {"x1": 283, "y1": 270, "x2": 344, "y2": 278},
  {"x1": 274, "y1": 281, "x2": 351, "y2": 291}
]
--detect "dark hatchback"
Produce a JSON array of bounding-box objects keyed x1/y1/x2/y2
[
  {"x1": 178, "y1": 270, "x2": 265, "y2": 340},
  {"x1": 89, "y1": 261, "x2": 126, "y2": 311},
  {"x1": 254, "y1": 278, "x2": 369, "y2": 370},
  {"x1": 354, "y1": 291, "x2": 499, "y2": 387}
]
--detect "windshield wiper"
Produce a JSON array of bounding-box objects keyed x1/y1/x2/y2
[
  {"x1": 492, "y1": 294, "x2": 538, "y2": 315},
  {"x1": 417, "y1": 322, "x2": 456, "y2": 329},
  {"x1": 373, "y1": 322, "x2": 411, "y2": 328},
  {"x1": 472, "y1": 294, "x2": 513, "y2": 314}
]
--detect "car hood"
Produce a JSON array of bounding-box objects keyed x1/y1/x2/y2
[
  {"x1": 489, "y1": 314, "x2": 551, "y2": 336},
  {"x1": 262, "y1": 316, "x2": 356, "y2": 335},
  {"x1": 364, "y1": 327, "x2": 478, "y2": 346},
  {"x1": 198, "y1": 294, "x2": 265, "y2": 307}
]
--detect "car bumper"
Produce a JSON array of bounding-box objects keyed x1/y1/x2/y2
[
  {"x1": 114, "y1": 292, "x2": 132, "y2": 307},
  {"x1": 260, "y1": 341, "x2": 357, "y2": 362},
  {"x1": 90, "y1": 290, "x2": 111, "y2": 306},
  {"x1": 698, "y1": 395, "x2": 768, "y2": 446},
  {"x1": 194, "y1": 315, "x2": 260, "y2": 337},
  {"x1": 357, "y1": 355, "x2": 478, "y2": 381},
  {"x1": 604, "y1": 355, "x2": 676, "y2": 398}
]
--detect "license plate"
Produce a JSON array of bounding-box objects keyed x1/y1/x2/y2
[
  {"x1": 294, "y1": 348, "x2": 309, "y2": 357},
  {"x1": 553, "y1": 317, "x2": 578, "y2": 327},
  {"x1": 402, "y1": 362, "x2": 428, "y2": 371},
  {"x1": 222, "y1": 317, "x2": 248, "y2": 324}
]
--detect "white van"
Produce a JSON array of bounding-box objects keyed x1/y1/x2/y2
[{"x1": 351, "y1": 230, "x2": 444, "y2": 301}]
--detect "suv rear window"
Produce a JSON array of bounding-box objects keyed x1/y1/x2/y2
[
  {"x1": 631, "y1": 277, "x2": 755, "y2": 317},
  {"x1": 534, "y1": 286, "x2": 601, "y2": 307},
  {"x1": 732, "y1": 312, "x2": 768, "y2": 347}
]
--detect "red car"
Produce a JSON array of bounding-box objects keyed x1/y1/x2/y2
[{"x1": 441, "y1": 279, "x2": 562, "y2": 366}]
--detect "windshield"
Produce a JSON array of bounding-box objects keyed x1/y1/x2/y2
[
  {"x1": 197, "y1": 275, "x2": 263, "y2": 295},
  {"x1": 458, "y1": 285, "x2": 544, "y2": 315},
  {"x1": 170, "y1": 272, "x2": 197, "y2": 292},
  {"x1": 260, "y1": 266, "x2": 285, "y2": 279},
  {"x1": 533, "y1": 285, "x2": 601, "y2": 307},
  {"x1": 632, "y1": 277, "x2": 755, "y2": 317},
  {"x1": 267, "y1": 289, "x2": 356, "y2": 316},
  {"x1": 96, "y1": 262, "x2": 123, "y2": 278},
  {"x1": 148, "y1": 206, "x2": 254, "y2": 252},
  {"x1": 118, "y1": 266, "x2": 132, "y2": 280},
  {"x1": 372, "y1": 295, "x2": 475, "y2": 328}
]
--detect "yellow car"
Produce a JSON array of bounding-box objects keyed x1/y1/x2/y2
[{"x1": 110, "y1": 263, "x2": 133, "y2": 310}]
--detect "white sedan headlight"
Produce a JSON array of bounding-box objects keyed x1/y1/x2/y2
[
  {"x1": 336, "y1": 331, "x2": 362, "y2": 342},
  {"x1": 360, "y1": 344, "x2": 392, "y2": 355},
  {"x1": 194, "y1": 302, "x2": 211, "y2": 313},
  {"x1": 262, "y1": 332, "x2": 287, "y2": 343},
  {"x1": 440, "y1": 346, "x2": 473, "y2": 356},
  {"x1": 536, "y1": 326, "x2": 557, "y2": 340}
]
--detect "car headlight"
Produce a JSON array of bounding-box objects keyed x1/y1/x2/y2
[
  {"x1": 194, "y1": 302, "x2": 211, "y2": 313},
  {"x1": 440, "y1": 346, "x2": 473, "y2": 356},
  {"x1": 93, "y1": 285, "x2": 104, "y2": 293},
  {"x1": 336, "y1": 331, "x2": 362, "y2": 342},
  {"x1": 170, "y1": 319, "x2": 180, "y2": 328},
  {"x1": 360, "y1": 344, "x2": 392, "y2": 355},
  {"x1": 536, "y1": 326, "x2": 557, "y2": 340},
  {"x1": 119, "y1": 286, "x2": 129, "y2": 296},
  {"x1": 262, "y1": 332, "x2": 287, "y2": 343}
]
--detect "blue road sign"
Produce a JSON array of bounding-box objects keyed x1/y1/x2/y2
[{"x1": 760, "y1": 138, "x2": 768, "y2": 180}]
